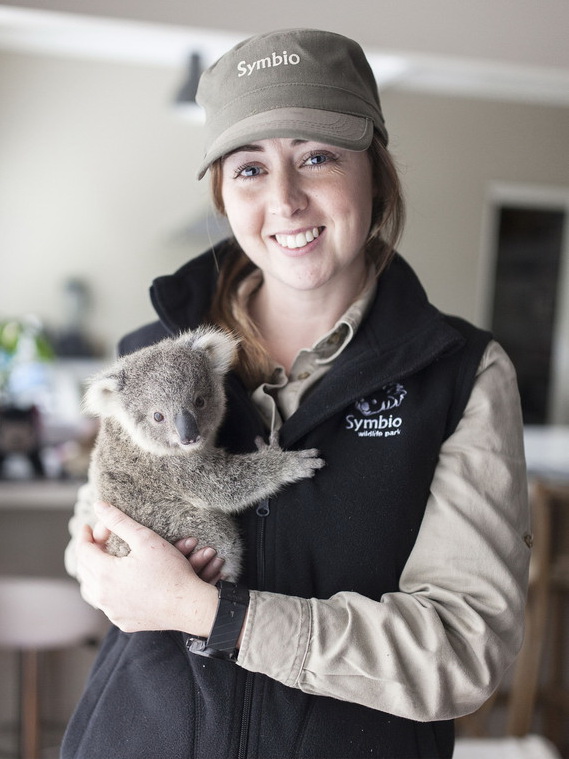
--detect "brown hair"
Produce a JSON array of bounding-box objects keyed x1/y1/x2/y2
[{"x1": 208, "y1": 134, "x2": 405, "y2": 389}]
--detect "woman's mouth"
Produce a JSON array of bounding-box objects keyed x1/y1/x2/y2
[{"x1": 274, "y1": 227, "x2": 322, "y2": 250}]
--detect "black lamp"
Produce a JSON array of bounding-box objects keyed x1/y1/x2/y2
[{"x1": 175, "y1": 52, "x2": 203, "y2": 106}]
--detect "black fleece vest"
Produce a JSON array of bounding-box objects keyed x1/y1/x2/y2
[{"x1": 62, "y1": 249, "x2": 491, "y2": 759}]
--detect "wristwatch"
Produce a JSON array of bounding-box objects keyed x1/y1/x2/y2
[{"x1": 186, "y1": 580, "x2": 250, "y2": 661}]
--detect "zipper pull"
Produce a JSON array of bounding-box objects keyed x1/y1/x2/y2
[{"x1": 256, "y1": 499, "x2": 270, "y2": 517}]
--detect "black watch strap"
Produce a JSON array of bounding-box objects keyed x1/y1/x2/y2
[{"x1": 186, "y1": 580, "x2": 250, "y2": 661}]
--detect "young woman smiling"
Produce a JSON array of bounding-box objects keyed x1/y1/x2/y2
[{"x1": 62, "y1": 29, "x2": 530, "y2": 759}]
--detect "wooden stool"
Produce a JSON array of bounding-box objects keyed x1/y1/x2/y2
[
  {"x1": 0, "y1": 577, "x2": 106, "y2": 759},
  {"x1": 456, "y1": 479, "x2": 569, "y2": 757},
  {"x1": 537, "y1": 482, "x2": 569, "y2": 755}
]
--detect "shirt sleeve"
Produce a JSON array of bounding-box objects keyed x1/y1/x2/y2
[
  {"x1": 237, "y1": 340, "x2": 531, "y2": 721},
  {"x1": 64, "y1": 481, "x2": 97, "y2": 578}
]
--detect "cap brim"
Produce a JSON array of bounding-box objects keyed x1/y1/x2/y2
[{"x1": 197, "y1": 107, "x2": 374, "y2": 179}]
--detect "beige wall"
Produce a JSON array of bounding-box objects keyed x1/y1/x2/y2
[
  {"x1": 0, "y1": 50, "x2": 211, "y2": 353},
  {"x1": 382, "y1": 90, "x2": 569, "y2": 322},
  {"x1": 1, "y1": 49, "x2": 569, "y2": 360}
]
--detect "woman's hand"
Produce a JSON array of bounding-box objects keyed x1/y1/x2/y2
[
  {"x1": 76, "y1": 501, "x2": 219, "y2": 636},
  {"x1": 92, "y1": 521, "x2": 225, "y2": 584},
  {"x1": 174, "y1": 537, "x2": 226, "y2": 584}
]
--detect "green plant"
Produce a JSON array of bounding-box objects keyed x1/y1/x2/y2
[{"x1": 0, "y1": 317, "x2": 54, "y2": 401}]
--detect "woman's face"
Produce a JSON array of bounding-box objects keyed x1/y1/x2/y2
[{"x1": 220, "y1": 138, "x2": 374, "y2": 297}]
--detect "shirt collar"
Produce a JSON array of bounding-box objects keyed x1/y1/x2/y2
[{"x1": 236, "y1": 265, "x2": 377, "y2": 369}]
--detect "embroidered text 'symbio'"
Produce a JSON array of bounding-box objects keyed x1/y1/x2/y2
[
  {"x1": 345, "y1": 414, "x2": 402, "y2": 436},
  {"x1": 345, "y1": 384, "x2": 407, "y2": 438},
  {"x1": 237, "y1": 51, "x2": 301, "y2": 77}
]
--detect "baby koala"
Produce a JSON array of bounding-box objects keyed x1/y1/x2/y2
[{"x1": 83, "y1": 326, "x2": 324, "y2": 581}]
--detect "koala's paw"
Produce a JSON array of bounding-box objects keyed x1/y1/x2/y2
[
  {"x1": 288, "y1": 448, "x2": 325, "y2": 480},
  {"x1": 106, "y1": 533, "x2": 131, "y2": 557}
]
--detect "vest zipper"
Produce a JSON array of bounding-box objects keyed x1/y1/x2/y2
[
  {"x1": 255, "y1": 498, "x2": 270, "y2": 589},
  {"x1": 237, "y1": 672, "x2": 254, "y2": 759},
  {"x1": 237, "y1": 498, "x2": 270, "y2": 759}
]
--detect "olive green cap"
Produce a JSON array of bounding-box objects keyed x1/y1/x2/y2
[{"x1": 196, "y1": 28, "x2": 388, "y2": 178}]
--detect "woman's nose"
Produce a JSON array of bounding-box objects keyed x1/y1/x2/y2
[{"x1": 268, "y1": 169, "x2": 308, "y2": 217}]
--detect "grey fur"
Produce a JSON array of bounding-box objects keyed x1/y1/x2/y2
[{"x1": 84, "y1": 326, "x2": 324, "y2": 581}]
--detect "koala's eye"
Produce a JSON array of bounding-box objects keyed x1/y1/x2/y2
[
  {"x1": 153, "y1": 412, "x2": 164, "y2": 422},
  {"x1": 194, "y1": 396, "x2": 205, "y2": 409}
]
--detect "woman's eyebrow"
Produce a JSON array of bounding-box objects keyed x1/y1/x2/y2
[
  {"x1": 224, "y1": 144, "x2": 264, "y2": 159},
  {"x1": 224, "y1": 139, "x2": 310, "y2": 159}
]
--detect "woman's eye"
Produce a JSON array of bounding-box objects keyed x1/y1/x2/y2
[
  {"x1": 307, "y1": 154, "x2": 327, "y2": 165},
  {"x1": 153, "y1": 412, "x2": 164, "y2": 422},
  {"x1": 235, "y1": 164, "x2": 263, "y2": 179},
  {"x1": 304, "y1": 152, "x2": 333, "y2": 167}
]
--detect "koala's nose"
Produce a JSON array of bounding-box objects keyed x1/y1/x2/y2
[{"x1": 175, "y1": 411, "x2": 200, "y2": 445}]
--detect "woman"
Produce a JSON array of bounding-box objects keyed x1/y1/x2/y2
[{"x1": 62, "y1": 29, "x2": 530, "y2": 759}]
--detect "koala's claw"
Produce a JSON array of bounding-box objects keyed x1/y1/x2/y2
[
  {"x1": 295, "y1": 448, "x2": 325, "y2": 476},
  {"x1": 299, "y1": 447, "x2": 321, "y2": 460}
]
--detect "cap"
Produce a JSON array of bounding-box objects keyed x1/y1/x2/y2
[{"x1": 196, "y1": 28, "x2": 388, "y2": 178}]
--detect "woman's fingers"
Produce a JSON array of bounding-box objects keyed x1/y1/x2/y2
[{"x1": 183, "y1": 543, "x2": 225, "y2": 583}]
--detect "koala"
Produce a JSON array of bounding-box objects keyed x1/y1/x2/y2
[{"x1": 83, "y1": 326, "x2": 324, "y2": 581}]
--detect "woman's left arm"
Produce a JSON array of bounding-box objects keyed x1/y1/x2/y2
[{"x1": 237, "y1": 341, "x2": 532, "y2": 721}]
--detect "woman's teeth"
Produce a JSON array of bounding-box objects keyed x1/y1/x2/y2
[{"x1": 275, "y1": 227, "x2": 321, "y2": 249}]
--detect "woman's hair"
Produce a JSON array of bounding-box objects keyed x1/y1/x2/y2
[{"x1": 208, "y1": 133, "x2": 405, "y2": 389}]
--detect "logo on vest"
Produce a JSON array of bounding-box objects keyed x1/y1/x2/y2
[
  {"x1": 237, "y1": 51, "x2": 301, "y2": 77},
  {"x1": 345, "y1": 383, "x2": 407, "y2": 438}
]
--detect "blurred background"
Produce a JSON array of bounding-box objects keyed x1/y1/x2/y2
[{"x1": 0, "y1": 1, "x2": 568, "y2": 757}]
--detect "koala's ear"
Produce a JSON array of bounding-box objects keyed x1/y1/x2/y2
[
  {"x1": 83, "y1": 368, "x2": 126, "y2": 417},
  {"x1": 185, "y1": 327, "x2": 239, "y2": 375}
]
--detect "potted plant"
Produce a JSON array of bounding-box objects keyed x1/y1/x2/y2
[{"x1": 0, "y1": 317, "x2": 54, "y2": 477}]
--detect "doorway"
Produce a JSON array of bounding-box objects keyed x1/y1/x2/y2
[{"x1": 479, "y1": 185, "x2": 569, "y2": 424}]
